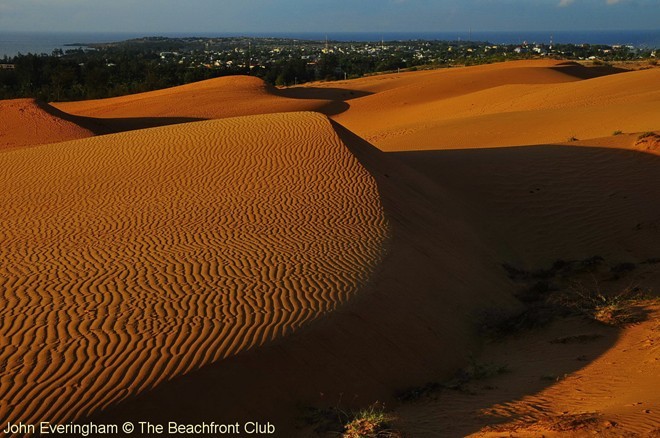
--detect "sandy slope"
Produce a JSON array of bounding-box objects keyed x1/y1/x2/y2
[
  {"x1": 0, "y1": 99, "x2": 95, "y2": 149},
  {"x1": 0, "y1": 112, "x2": 389, "y2": 427},
  {"x1": 394, "y1": 134, "x2": 660, "y2": 267},
  {"x1": 388, "y1": 133, "x2": 660, "y2": 436},
  {"x1": 53, "y1": 75, "x2": 333, "y2": 121},
  {"x1": 475, "y1": 305, "x2": 660, "y2": 437},
  {"x1": 394, "y1": 304, "x2": 660, "y2": 437},
  {"x1": 323, "y1": 61, "x2": 660, "y2": 151},
  {"x1": 82, "y1": 121, "x2": 517, "y2": 436}
]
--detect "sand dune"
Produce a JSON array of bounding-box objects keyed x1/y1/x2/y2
[
  {"x1": 82, "y1": 121, "x2": 518, "y2": 435},
  {"x1": 0, "y1": 112, "x2": 389, "y2": 427},
  {"x1": 2, "y1": 59, "x2": 659, "y2": 436},
  {"x1": 303, "y1": 60, "x2": 595, "y2": 97},
  {"x1": 53, "y1": 75, "x2": 333, "y2": 121},
  {"x1": 0, "y1": 99, "x2": 95, "y2": 149},
  {"x1": 389, "y1": 134, "x2": 660, "y2": 436},
  {"x1": 325, "y1": 61, "x2": 660, "y2": 151}
]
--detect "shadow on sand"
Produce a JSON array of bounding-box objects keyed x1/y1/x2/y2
[
  {"x1": 37, "y1": 99, "x2": 205, "y2": 135},
  {"x1": 75, "y1": 129, "x2": 660, "y2": 437},
  {"x1": 275, "y1": 87, "x2": 373, "y2": 116},
  {"x1": 551, "y1": 61, "x2": 629, "y2": 79}
]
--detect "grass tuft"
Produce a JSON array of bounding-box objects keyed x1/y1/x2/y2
[
  {"x1": 551, "y1": 281, "x2": 650, "y2": 326},
  {"x1": 343, "y1": 403, "x2": 401, "y2": 438}
]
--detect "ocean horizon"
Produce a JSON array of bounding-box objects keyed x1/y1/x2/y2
[{"x1": 1, "y1": 29, "x2": 659, "y2": 58}]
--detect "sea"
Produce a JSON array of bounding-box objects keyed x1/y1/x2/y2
[{"x1": 1, "y1": 30, "x2": 659, "y2": 58}]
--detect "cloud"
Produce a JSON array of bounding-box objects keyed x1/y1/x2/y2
[{"x1": 559, "y1": 0, "x2": 628, "y2": 6}]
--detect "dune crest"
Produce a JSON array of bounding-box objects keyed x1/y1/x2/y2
[
  {"x1": 322, "y1": 60, "x2": 660, "y2": 151},
  {"x1": 53, "y1": 75, "x2": 333, "y2": 120},
  {"x1": 0, "y1": 112, "x2": 389, "y2": 426}
]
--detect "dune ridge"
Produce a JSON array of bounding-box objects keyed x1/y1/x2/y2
[
  {"x1": 53, "y1": 75, "x2": 333, "y2": 120},
  {"x1": 324, "y1": 61, "x2": 660, "y2": 151},
  {"x1": 0, "y1": 112, "x2": 389, "y2": 427},
  {"x1": 2, "y1": 76, "x2": 339, "y2": 149},
  {"x1": 81, "y1": 121, "x2": 518, "y2": 435}
]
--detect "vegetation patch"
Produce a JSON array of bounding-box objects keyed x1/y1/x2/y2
[
  {"x1": 551, "y1": 283, "x2": 650, "y2": 326},
  {"x1": 300, "y1": 402, "x2": 402, "y2": 437},
  {"x1": 343, "y1": 403, "x2": 401, "y2": 438},
  {"x1": 493, "y1": 256, "x2": 657, "y2": 334},
  {"x1": 635, "y1": 132, "x2": 660, "y2": 150}
]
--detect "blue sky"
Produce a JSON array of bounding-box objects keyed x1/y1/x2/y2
[{"x1": 0, "y1": 0, "x2": 658, "y2": 33}]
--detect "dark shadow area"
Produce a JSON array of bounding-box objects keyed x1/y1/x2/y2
[
  {"x1": 38, "y1": 100, "x2": 206, "y2": 134},
  {"x1": 84, "y1": 116, "x2": 207, "y2": 134},
  {"x1": 306, "y1": 100, "x2": 350, "y2": 116},
  {"x1": 392, "y1": 312, "x2": 646, "y2": 436},
  {"x1": 274, "y1": 87, "x2": 373, "y2": 116},
  {"x1": 386, "y1": 142, "x2": 660, "y2": 436},
  {"x1": 275, "y1": 87, "x2": 372, "y2": 102},
  {"x1": 392, "y1": 143, "x2": 660, "y2": 268},
  {"x1": 550, "y1": 61, "x2": 629, "y2": 79}
]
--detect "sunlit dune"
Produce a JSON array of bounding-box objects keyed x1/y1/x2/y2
[
  {"x1": 53, "y1": 75, "x2": 333, "y2": 121},
  {"x1": 0, "y1": 98, "x2": 95, "y2": 149},
  {"x1": 0, "y1": 112, "x2": 389, "y2": 427},
  {"x1": 322, "y1": 60, "x2": 660, "y2": 151},
  {"x1": 2, "y1": 59, "x2": 660, "y2": 436}
]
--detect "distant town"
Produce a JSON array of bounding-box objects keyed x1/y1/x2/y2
[{"x1": 1, "y1": 36, "x2": 657, "y2": 101}]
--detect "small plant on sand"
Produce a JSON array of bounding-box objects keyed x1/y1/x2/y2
[
  {"x1": 568, "y1": 136, "x2": 579, "y2": 142},
  {"x1": 638, "y1": 132, "x2": 656, "y2": 141},
  {"x1": 343, "y1": 403, "x2": 401, "y2": 438},
  {"x1": 552, "y1": 280, "x2": 649, "y2": 326},
  {"x1": 300, "y1": 400, "x2": 401, "y2": 437},
  {"x1": 613, "y1": 130, "x2": 623, "y2": 136}
]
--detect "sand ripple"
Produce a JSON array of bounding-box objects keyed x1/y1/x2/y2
[{"x1": 0, "y1": 112, "x2": 389, "y2": 425}]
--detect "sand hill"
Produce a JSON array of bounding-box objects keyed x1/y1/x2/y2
[
  {"x1": 1, "y1": 76, "x2": 338, "y2": 149},
  {"x1": 53, "y1": 75, "x2": 334, "y2": 122},
  {"x1": 0, "y1": 99, "x2": 95, "y2": 149},
  {"x1": 1, "y1": 60, "x2": 659, "y2": 436},
  {"x1": 0, "y1": 112, "x2": 390, "y2": 427},
  {"x1": 322, "y1": 60, "x2": 660, "y2": 151}
]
